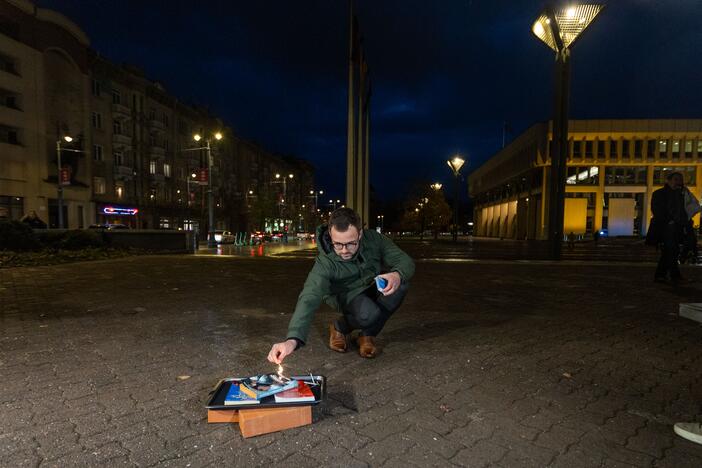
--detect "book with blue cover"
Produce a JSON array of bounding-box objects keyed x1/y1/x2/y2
[{"x1": 224, "y1": 382, "x2": 260, "y2": 406}]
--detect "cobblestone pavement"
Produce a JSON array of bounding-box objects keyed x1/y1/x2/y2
[{"x1": 2, "y1": 255, "x2": 702, "y2": 467}]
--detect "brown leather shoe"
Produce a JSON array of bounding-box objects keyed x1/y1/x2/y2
[
  {"x1": 357, "y1": 336, "x2": 377, "y2": 358},
  {"x1": 328, "y1": 323, "x2": 348, "y2": 353}
]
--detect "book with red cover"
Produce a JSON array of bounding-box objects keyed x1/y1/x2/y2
[{"x1": 274, "y1": 380, "x2": 315, "y2": 403}]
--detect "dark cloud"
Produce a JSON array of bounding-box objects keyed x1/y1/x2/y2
[{"x1": 39, "y1": 0, "x2": 702, "y2": 201}]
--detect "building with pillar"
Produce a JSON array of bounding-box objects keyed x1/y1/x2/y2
[{"x1": 469, "y1": 119, "x2": 702, "y2": 240}]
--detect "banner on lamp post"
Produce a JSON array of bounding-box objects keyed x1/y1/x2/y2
[
  {"x1": 198, "y1": 168, "x2": 208, "y2": 186},
  {"x1": 60, "y1": 166, "x2": 71, "y2": 186}
]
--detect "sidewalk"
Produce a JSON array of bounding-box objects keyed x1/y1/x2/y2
[{"x1": 1, "y1": 255, "x2": 702, "y2": 466}]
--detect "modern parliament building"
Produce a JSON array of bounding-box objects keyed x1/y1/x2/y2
[{"x1": 468, "y1": 119, "x2": 702, "y2": 240}]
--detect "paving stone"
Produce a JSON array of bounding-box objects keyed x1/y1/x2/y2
[{"x1": 3, "y1": 256, "x2": 702, "y2": 466}]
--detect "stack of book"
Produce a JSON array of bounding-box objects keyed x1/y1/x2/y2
[{"x1": 224, "y1": 374, "x2": 316, "y2": 406}]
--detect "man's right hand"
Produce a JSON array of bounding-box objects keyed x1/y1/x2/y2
[{"x1": 267, "y1": 339, "x2": 297, "y2": 364}]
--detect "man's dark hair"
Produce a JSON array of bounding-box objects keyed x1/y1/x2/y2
[
  {"x1": 666, "y1": 171, "x2": 683, "y2": 181},
  {"x1": 329, "y1": 207, "x2": 362, "y2": 232}
]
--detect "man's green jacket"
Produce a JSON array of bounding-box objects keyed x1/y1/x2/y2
[{"x1": 286, "y1": 225, "x2": 415, "y2": 344}]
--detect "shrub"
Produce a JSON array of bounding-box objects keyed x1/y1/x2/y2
[
  {"x1": 0, "y1": 220, "x2": 40, "y2": 251},
  {"x1": 36, "y1": 230, "x2": 67, "y2": 250},
  {"x1": 59, "y1": 230, "x2": 105, "y2": 250}
]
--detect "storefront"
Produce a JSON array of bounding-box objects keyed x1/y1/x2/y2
[{"x1": 96, "y1": 205, "x2": 139, "y2": 228}]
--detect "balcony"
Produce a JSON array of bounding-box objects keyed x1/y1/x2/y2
[
  {"x1": 149, "y1": 145, "x2": 165, "y2": 159},
  {"x1": 112, "y1": 102, "x2": 131, "y2": 119},
  {"x1": 148, "y1": 119, "x2": 165, "y2": 130},
  {"x1": 112, "y1": 133, "x2": 132, "y2": 147},
  {"x1": 149, "y1": 173, "x2": 165, "y2": 183},
  {"x1": 114, "y1": 165, "x2": 134, "y2": 179}
]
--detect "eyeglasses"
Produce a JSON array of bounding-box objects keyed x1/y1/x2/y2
[{"x1": 332, "y1": 239, "x2": 360, "y2": 251}]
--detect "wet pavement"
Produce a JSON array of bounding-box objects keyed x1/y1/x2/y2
[
  {"x1": 195, "y1": 240, "x2": 316, "y2": 258},
  {"x1": 2, "y1": 250, "x2": 702, "y2": 466}
]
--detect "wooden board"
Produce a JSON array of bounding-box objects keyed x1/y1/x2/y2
[
  {"x1": 207, "y1": 409, "x2": 239, "y2": 423},
  {"x1": 238, "y1": 406, "x2": 312, "y2": 438}
]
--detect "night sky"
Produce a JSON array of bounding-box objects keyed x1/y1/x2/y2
[{"x1": 39, "y1": 0, "x2": 702, "y2": 203}]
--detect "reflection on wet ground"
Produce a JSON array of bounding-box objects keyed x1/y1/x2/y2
[{"x1": 195, "y1": 240, "x2": 316, "y2": 258}]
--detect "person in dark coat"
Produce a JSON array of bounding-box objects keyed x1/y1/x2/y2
[{"x1": 647, "y1": 172, "x2": 686, "y2": 283}]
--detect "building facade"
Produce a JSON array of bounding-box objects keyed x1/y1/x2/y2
[
  {"x1": 469, "y1": 119, "x2": 702, "y2": 240},
  {"x1": 0, "y1": 0, "x2": 315, "y2": 233}
]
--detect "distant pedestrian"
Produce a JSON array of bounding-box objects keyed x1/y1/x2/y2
[
  {"x1": 593, "y1": 230, "x2": 600, "y2": 245},
  {"x1": 20, "y1": 210, "x2": 47, "y2": 229},
  {"x1": 567, "y1": 231, "x2": 576, "y2": 250},
  {"x1": 646, "y1": 172, "x2": 687, "y2": 283}
]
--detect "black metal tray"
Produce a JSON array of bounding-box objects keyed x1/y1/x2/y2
[{"x1": 206, "y1": 375, "x2": 326, "y2": 410}]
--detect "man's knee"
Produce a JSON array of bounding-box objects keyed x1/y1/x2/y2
[{"x1": 352, "y1": 303, "x2": 382, "y2": 328}]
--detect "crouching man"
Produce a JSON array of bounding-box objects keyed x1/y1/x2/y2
[{"x1": 267, "y1": 208, "x2": 414, "y2": 362}]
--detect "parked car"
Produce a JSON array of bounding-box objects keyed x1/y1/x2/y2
[
  {"x1": 296, "y1": 232, "x2": 312, "y2": 240},
  {"x1": 270, "y1": 232, "x2": 284, "y2": 242},
  {"x1": 209, "y1": 230, "x2": 235, "y2": 244}
]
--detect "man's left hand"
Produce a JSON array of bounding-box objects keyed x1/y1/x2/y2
[{"x1": 378, "y1": 271, "x2": 402, "y2": 296}]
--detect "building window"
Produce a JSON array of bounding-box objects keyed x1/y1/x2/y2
[
  {"x1": 150, "y1": 160, "x2": 157, "y2": 174},
  {"x1": 148, "y1": 108, "x2": 156, "y2": 120},
  {"x1": 609, "y1": 139, "x2": 618, "y2": 159},
  {"x1": 114, "y1": 151, "x2": 124, "y2": 166},
  {"x1": 93, "y1": 177, "x2": 106, "y2": 195},
  {"x1": 697, "y1": 140, "x2": 702, "y2": 155},
  {"x1": 595, "y1": 140, "x2": 604, "y2": 159},
  {"x1": 0, "y1": 124, "x2": 20, "y2": 145},
  {"x1": 163, "y1": 163, "x2": 171, "y2": 178},
  {"x1": 566, "y1": 166, "x2": 599, "y2": 185},
  {"x1": 572, "y1": 139, "x2": 582, "y2": 158},
  {"x1": 604, "y1": 166, "x2": 647, "y2": 185},
  {"x1": 654, "y1": 166, "x2": 696, "y2": 186},
  {"x1": 659, "y1": 139, "x2": 668, "y2": 156},
  {"x1": 93, "y1": 144, "x2": 103, "y2": 161},
  {"x1": 684, "y1": 140, "x2": 693, "y2": 158},
  {"x1": 91, "y1": 79, "x2": 101, "y2": 97},
  {"x1": 178, "y1": 167, "x2": 185, "y2": 179},
  {"x1": 115, "y1": 181, "x2": 125, "y2": 199},
  {"x1": 0, "y1": 52, "x2": 19, "y2": 75},
  {"x1": 672, "y1": 139, "x2": 680, "y2": 159},
  {"x1": 113, "y1": 120, "x2": 122, "y2": 134},
  {"x1": 112, "y1": 89, "x2": 121, "y2": 105},
  {"x1": 149, "y1": 134, "x2": 156, "y2": 146},
  {"x1": 0, "y1": 195, "x2": 23, "y2": 220},
  {"x1": 584, "y1": 140, "x2": 593, "y2": 159},
  {"x1": 0, "y1": 89, "x2": 21, "y2": 110},
  {"x1": 92, "y1": 112, "x2": 102, "y2": 129}
]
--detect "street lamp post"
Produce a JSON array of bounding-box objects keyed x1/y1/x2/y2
[
  {"x1": 532, "y1": 3, "x2": 604, "y2": 259},
  {"x1": 55, "y1": 135, "x2": 85, "y2": 229},
  {"x1": 191, "y1": 132, "x2": 222, "y2": 247},
  {"x1": 447, "y1": 156, "x2": 466, "y2": 243}
]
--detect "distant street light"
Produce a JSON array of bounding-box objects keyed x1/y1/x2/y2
[
  {"x1": 532, "y1": 3, "x2": 604, "y2": 259},
  {"x1": 430, "y1": 182, "x2": 443, "y2": 191},
  {"x1": 183, "y1": 132, "x2": 224, "y2": 246},
  {"x1": 447, "y1": 156, "x2": 466, "y2": 242}
]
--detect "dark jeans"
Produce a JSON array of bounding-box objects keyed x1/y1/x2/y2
[
  {"x1": 336, "y1": 282, "x2": 409, "y2": 337},
  {"x1": 655, "y1": 222, "x2": 682, "y2": 279}
]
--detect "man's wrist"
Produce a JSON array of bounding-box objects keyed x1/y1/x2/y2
[{"x1": 287, "y1": 337, "x2": 304, "y2": 350}]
